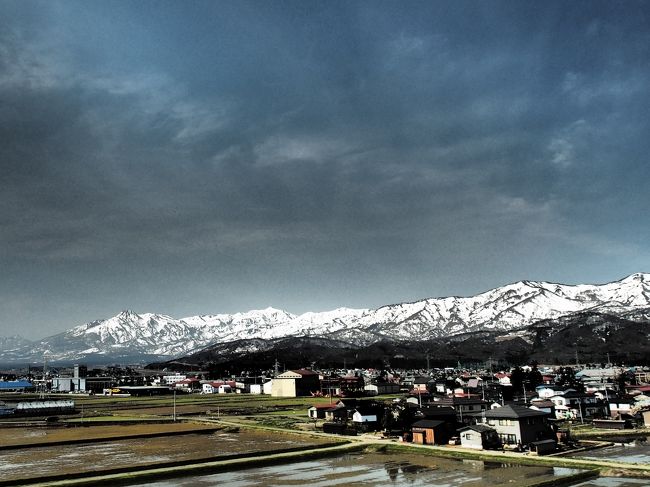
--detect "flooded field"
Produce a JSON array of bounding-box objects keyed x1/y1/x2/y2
[
  {"x1": 572, "y1": 479, "x2": 650, "y2": 487},
  {"x1": 130, "y1": 451, "x2": 584, "y2": 487},
  {"x1": 0, "y1": 422, "x2": 217, "y2": 446},
  {"x1": 0, "y1": 429, "x2": 328, "y2": 482},
  {"x1": 570, "y1": 437, "x2": 650, "y2": 464}
]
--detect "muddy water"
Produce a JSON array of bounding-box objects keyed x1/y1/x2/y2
[
  {"x1": 570, "y1": 437, "x2": 650, "y2": 464},
  {"x1": 132, "y1": 452, "x2": 583, "y2": 487},
  {"x1": 0, "y1": 431, "x2": 324, "y2": 481}
]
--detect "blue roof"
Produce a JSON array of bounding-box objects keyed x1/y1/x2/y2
[{"x1": 0, "y1": 381, "x2": 33, "y2": 389}]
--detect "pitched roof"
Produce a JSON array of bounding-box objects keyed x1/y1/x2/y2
[
  {"x1": 434, "y1": 396, "x2": 488, "y2": 406},
  {"x1": 483, "y1": 404, "x2": 549, "y2": 419},
  {"x1": 458, "y1": 424, "x2": 496, "y2": 433},
  {"x1": 290, "y1": 369, "x2": 319, "y2": 376},
  {"x1": 412, "y1": 419, "x2": 445, "y2": 429}
]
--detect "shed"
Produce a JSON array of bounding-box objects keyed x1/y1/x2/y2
[
  {"x1": 411, "y1": 419, "x2": 447, "y2": 445},
  {"x1": 530, "y1": 439, "x2": 557, "y2": 455},
  {"x1": 308, "y1": 404, "x2": 332, "y2": 419}
]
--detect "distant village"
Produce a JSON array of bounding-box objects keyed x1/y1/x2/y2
[{"x1": 2, "y1": 360, "x2": 650, "y2": 455}]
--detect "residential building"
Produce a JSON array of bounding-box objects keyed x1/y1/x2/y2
[
  {"x1": 477, "y1": 404, "x2": 554, "y2": 447},
  {"x1": 458, "y1": 424, "x2": 501, "y2": 450}
]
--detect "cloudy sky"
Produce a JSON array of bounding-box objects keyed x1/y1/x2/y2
[{"x1": 1, "y1": 1, "x2": 649, "y2": 338}]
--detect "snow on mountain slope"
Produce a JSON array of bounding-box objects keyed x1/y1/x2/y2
[{"x1": 2, "y1": 273, "x2": 649, "y2": 363}]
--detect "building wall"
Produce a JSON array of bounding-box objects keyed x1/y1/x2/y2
[
  {"x1": 486, "y1": 417, "x2": 549, "y2": 445},
  {"x1": 485, "y1": 419, "x2": 522, "y2": 445},
  {"x1": 52, "y1": 377, "x2": 86, "y2": 392},
  {"x1": 460, "y1": 431, "x2": 484, "y2": 449},
  {"x1": 271, "y1": 378, "x2": 297, "y2": 397}
]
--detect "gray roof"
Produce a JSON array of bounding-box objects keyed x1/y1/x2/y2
[
  {"x1": 483, "y1": 405, "x2": 549, "y2": 419},
  {"x1": 458, "y1": 424, "x2": 496, "y2": 433},
  {"x1": 412, "y1": 419, "x2": 445, "y2": 429}
]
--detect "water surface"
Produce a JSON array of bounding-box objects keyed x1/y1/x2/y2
[{"x1": 132, "y1": 451, "x2": 583, "y2": 487}]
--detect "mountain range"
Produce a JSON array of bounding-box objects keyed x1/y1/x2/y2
[{"x1": 1, "y1": 273, "x2": 649, "y2": 365}]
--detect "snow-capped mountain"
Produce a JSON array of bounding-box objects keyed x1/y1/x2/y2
[{"x1": 1, "y1": 273, "x2": 649, "y2": 363}]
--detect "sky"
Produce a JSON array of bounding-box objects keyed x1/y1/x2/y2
[{"x1": 1, "y1": 1, "x2": 649, "y2": 339}]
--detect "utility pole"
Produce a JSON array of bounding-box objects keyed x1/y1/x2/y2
[
  {"x1": 173, "y1": 389, "x2": 176, "y2": 422},
  {"x1": 40, "y1": 353, "x2": 48, "y2": 399}
]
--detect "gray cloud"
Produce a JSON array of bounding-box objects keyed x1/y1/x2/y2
[{"x1": 1, "y1": 1, "x2": 649, "y2": 337}]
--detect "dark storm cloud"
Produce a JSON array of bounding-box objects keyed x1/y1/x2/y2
[{"x1": 1, "y1": 1, "x2": 649, "y2": 336}]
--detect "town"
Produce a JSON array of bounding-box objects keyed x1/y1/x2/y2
[{"x1": 0, "y1": 364, "x2": 650, "y2": 454}]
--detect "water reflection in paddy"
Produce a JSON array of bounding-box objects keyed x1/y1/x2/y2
[
  {"x1": 0, "y1": 431, "x2": 323, "y2": 482},
  {"x1": 134, "y1": 452, "x2": 583, "y2": 487},
  {"x1": 572, "y1": 479, "x2": 649, "y2": 487},
  {"x1": 570, "y1": 437, "x2": 650, "y2": 464}
]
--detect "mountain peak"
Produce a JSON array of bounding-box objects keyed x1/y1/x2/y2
[
  {"x1": 117, "y1": 309, "x2": 141, "y2": 320},
  {"x1": 4, "y1": 273, "x2": 650, "y2": 364},
  {"x1": 620, "y1": 272, "x2": 649, "y2": 283}
]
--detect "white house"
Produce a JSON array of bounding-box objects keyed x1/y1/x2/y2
[{"x1": 352, "y1": 410, "x2": 378, "y2": 423}]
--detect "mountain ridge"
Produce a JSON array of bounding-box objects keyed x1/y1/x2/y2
[{"x1": 1, "y1": 273, "x2": 649, "y2": 364}]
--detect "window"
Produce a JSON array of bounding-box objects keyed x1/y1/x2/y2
[
  {"x1": 500, "y1": 434, "x2": 517, "y2": 445},
  {"x1": 499, "y1": 419, "x2": 512, "y2": 426}
]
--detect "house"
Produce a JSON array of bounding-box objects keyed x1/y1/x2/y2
[
  {"x1": 321, "y1": 374, "x2": 366, "y2": 397},
  {"x1": 162, "y1": 374, "x2": 187, "y2": 385},
  {"x1": 535, "y1": 385, "x2": 562, "y2": 399},
  {"x1": 606, "y1": 395, "x2": 634, "y2": 419},
  {"x1": 430, "y1": 396, "x2": 489, "y2": 423},
  {"x1": 352, "y1": 406, "x2": 382, "y2": 432},
  {"x1": 365, "y1": 382, "x2": 400, "y2": 396},
  {"x1": 201, "y1": 381, "x2": 236, "y2": 394},
  {"x1": 324, "y1": 404, "x2": 348, "y2": 422},
  {"x1": 412, "y1": 376, "x2": 431, "y2": 392},
  {"x1": 411, "y1": 419, "x2": 453, "y2": 445},
  {"x1": 458, "y1": 424, "x2": 501, "y2": 450},
  {"x1": 549, "y1": 390, "x2": 604, "y2": 420},
  {"x1": 420, "y1": 405, "x2": 457, "y2": 423},
  {"x1": 173, "y1": 378, "x2": 201, "y2": 392},
  {"x1": 352, "y1": 408, "x2": 378, "y2": 423},
  {"x1": 271, "y1": 369, "x2": 320, "y2": 397},
  {"x1": 308, "y1": 404, "x2": 333, "y2": 419},
  {"x1": 529, "y1": 399, "x2": 556, "y2": 417},
  {"x1": 477, "y1": 404, "x2": 554, "y2": 448},
  {"x1": 494, "y1": 372, "x2": 511, "y2": 385}
]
